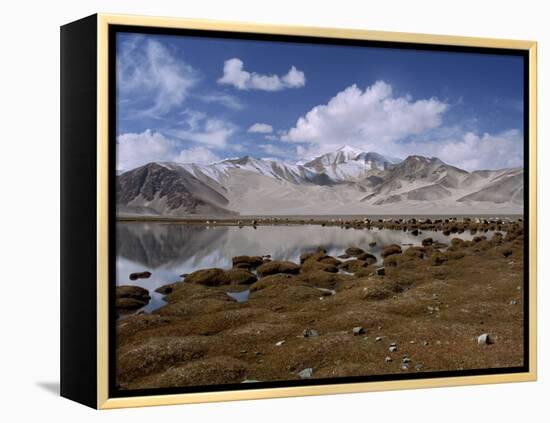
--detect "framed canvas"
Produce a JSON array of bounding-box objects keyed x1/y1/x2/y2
[{"x1": 60, "y1": 13, "x2": 537, "y2": 409}]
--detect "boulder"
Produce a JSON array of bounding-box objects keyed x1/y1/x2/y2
[
  {"x1": 345, "y1": 247, "x2": 365, "y2": 257},
  {"x1": 301, "y1": 258, "x2": 338, "y2": 274},
  {"x1": 256, "y1": 260, "x2": 300, "y2": 277},
  {"x1": 116, "y1": 285, "x2": 151, "y2": 310},
  {"x1": 422, "y1": 238, "x2": 433, "y2": 246},
  {"x1": 381, "y1": 244, "x2": 402, "y2": 258},
  {"x1": 477, "y1": 333, "x2": 493, "y2": 345},
  {"x1": 232, "y1": 255, "x2": 264, "y2": 269},
  {"x1": 129, "y1": 271, "x2": 152, "y2": 281},
  {"x1": 338, "y1": 259, "x2": 368, "y2": 273},
  {"x1": 431, "y1": 252, "x2": 448, "y2": 266},
  {"x1": 224, "y1": 269, "x2": 257, "y2": 285},
  {"x1": 184, "y1": 268, "x2": 227, "y2": 286},
  {"x1": 356, "y1": 252, "x2": 377, "y2": 265},
  {"x1": 352, "y1": 326, "x2": 365, "y2": 335},
  {"x1": 250, "y1": 274, "x2": 297, "y2": 292}
]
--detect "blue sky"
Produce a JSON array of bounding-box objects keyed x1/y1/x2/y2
[{"x1": 116, "y1": 32, "x2": 524, "y2": 172}]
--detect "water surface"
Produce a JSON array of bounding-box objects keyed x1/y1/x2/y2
[{"x1": 117, "y1": 222, "x2": 494, "y2": 314}]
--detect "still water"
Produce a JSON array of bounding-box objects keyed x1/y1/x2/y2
[{"x1": 117, "y1": 222, "x2": 491, "y2": 313}]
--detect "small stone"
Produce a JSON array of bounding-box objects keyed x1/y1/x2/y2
[
  {"x1": 401, "y1": 364, "x2": 409, "y2": 371},
  {"x1": 385, "y1": 356, "x2": 392, "y2": 363},
  {"x1": 352, "y1": 326, "x2": 366, "y2": 336},
  {"x1": 303, "y1": 329, "x2": 320, "y2": 338},
  {"x1": 510, "y1": 299, "x2": 518, "y2": 305},
  {"x1": 409, "y1": 340, "x2": 416, "y2": 344},
  {"x1": 389, "y1": 346, "x2": 398, "y2": 353},
  {"x1": 375, "y1": 336, "x2": 382, "y2": 342},
  {"x1": 478, "y1": 333, "x2": 493, "y2": 345},
  {"x1": 275, "y1": 340, "x2": 285, "y2": 346},
  {"x1": 423, "y1": 341, "x2": 429, "y2": 346},
  {"x1": 414, "y1": 364, "x2": 424, "y2": 371},
  {"x1": 402, "y1": 357, "x2": 411, "y2": 363},
  {"x1": 298, "y1": 368, "x2": 313, "y2": 379}
]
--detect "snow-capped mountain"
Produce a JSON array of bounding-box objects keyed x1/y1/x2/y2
[{"x1": 116, "y1": 147, "x2": 524, "y2": 216}]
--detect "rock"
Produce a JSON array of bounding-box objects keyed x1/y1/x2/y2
[
  {"x1": 184, "y1": 268, "x2": 227, "y2": 286},
  {"x1": 129, "y1": 271, "x2": 152, "y2": 281},
  {"x1": 510, "y1": 299, "x2": 518, "y2": 305},
  {"x1": 402, "y1": 357, "x2": 411, "y2": 363},
  {"x1": 298, "y1": 368, "x2": 313, "y2": 379},
  {"x1": 301, "y1": 258, "x2": 339, "y2": 274},
  {"x1": 376, "y1": 267, "x2": 386, "y2": 276},
  {"x1": 223, "y1": 269, "x2": 257, "y2": 285},
  {"x1": 232, "y1": 255, "x2": 264, "y2": 269},
  {"x1": 500, "y1": 247, "x2": 513, "y2": 258},
  {"x1": 249, "y1": 274, "x2": 297, "y2": 292},
  {"x1": 319, "y1": 256, "x2": 342, "y2": 266},
  {"x1": 155, "y1": 283, "x2": 175, "y2": 295},
  {"x1": 410, "y1": 229, "x2": 419, "y2": 236},
  {"x1": 337, "y1": 254, "x2": 351, "y2": 259},
  {"x1": 303, "y1": 328, "x2": 320, "y2": 338},
  {"x1": 431, "y1": 252, "x2": 448, "y2": 266},
  {"x1": 356, "y1": 252, "x2": 377, "y2": 264},
  {"x1": 422, "y1": 237, "x2": 434, "y2": 246},
  {"x1": 381, "y1": 244, "x2": 402, "y2": 258},
  {"x1": 275, "y1": 340, "x2": 285, "y2": 346},
  {"x1": 256, "y1": 260, "x2": 300, "y2": 277},
  {"x1": 389, "y1": 346, "x2": 398, "y2": 352},
  {"x1": 352, "y1": 326, "x2": 366, "y2": 336},
  {"x1": 338, "y1": 259, "x2": 368, "y2": 273},
  {"x1": 345, "y1": 247, "x2": 365, "y2": 257},
  {"x1": 184, "y1": 268, "x2": 256, "y2": 286},
  {"x1": 369, "y1": 242, "x2": 377, "y2": 247},
  {"x1": 385, "y1": 356, "x2": 392, "y2": 363},
  {"x1": 116, "y1": 285, "x2": 151, "y2": 310},
  {"x1": 375, "y1": 336, "x2": 382, "y2": 342},
  {"x1": 478, "y1": 333, "x2": 493, "y2": 345}
]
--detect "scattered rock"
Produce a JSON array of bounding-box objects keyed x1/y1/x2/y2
[
  {"x1": 303, "y1": 328, "x2": 320, "y2": 338},
  {"x1": 345, "y1": 247, "x2": 365, "y2": 257},
  {"x1": 116, "y1": 285, "x2": 151, "y2": 310},
  {"x1": 275, "y1": 340, "x2": 286, "y2": 346},
  {"x1": 256, "y1": 260, "x2": 300, "y2": 277},
  {"x1": 478, "y1": 333, "x2": 493, "y2": 345},
  {"x1": 510, "y1": 299, "x2": 518, "y2": 305},
  {"x1": 375, "y1": 336, "x2": 382, "y2": 342},
  {"x1": 422, "y1": 237, "x2": 434, "y2": 246},
  {"x1": 381, "y1": 244, "x2": 402, "y2": 258},
  {"x1": 184, "y1": 268, "x2": 227, "y2": 286},
  {"x1": 352, "y1": 326, "x2": 366, "y2": 336},
  {"x1": 389, "y1": 346, "x2": 398, "y2": 353},
  {"x1": 232, "y1": 256, "x2": 264, "y2": 269},
  {"x1": 338, "y1": 259, "x2": 368, "y2": 273},
  {"x1": 385, "y1": 356, "x2": 392, "y2": 363},
  {"x1": 298, "y1": 368, "x2": 313, "y2": 379},
  {"x1": 402, "y1": 357, "x2": 411, "y2": 363},
  {"x1": 356, "y1": 252, "x2": 377, "y2": 264},
  {"x1": 224, "y1": 269, "x2": 258, "y2": 285},
  {"x1": 129, "y1": 271, "x2": 152, "y2": 281}
]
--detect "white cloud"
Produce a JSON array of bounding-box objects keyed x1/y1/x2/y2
[
  {"x1": 168, "y1": 110, "x2": 237, "y2": 148},
  {"x1": 283, "y1": 81, "x2": 447, "y2": 149},
  {"x1": 264, "y1": 134, "x2": 279, "y2": 141},
  {"x1": 259, "y1": 143, "x2": 289, "y2": 157},
  {"x1": 116, "y1": 128, "x2": 226, "y2": 171},
  {"x1": 173, "y1": 146, "x2": 221, "y2": 164},
  {"x1": 402, "y1": 129, "x2": 524, "y2": 171},
  {"x1": 116, "y1": 130, "x2": 176, "y2": 171},
  {"x1": 218, "y1": 58, "x2": 305, "y2": 91},
  {"x1": 199, "y1": 92, "x2": 244, "y2": 110},
  {"x1": 248, "y1": 123, "x2": 273, "y2": 133},
  {"x1": 117, "y1": 36, "x2": 198, "y2": 117}
]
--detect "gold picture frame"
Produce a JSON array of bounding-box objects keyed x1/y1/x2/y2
[{"x1": 61, "y1": 13, "x2": 537, "y2": 409}]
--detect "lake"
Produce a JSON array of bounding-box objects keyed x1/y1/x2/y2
[{"x1": 116, "y1": 221, "x2": 496, "y2": 314}]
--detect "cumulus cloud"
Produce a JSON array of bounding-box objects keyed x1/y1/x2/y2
[
  {"x1": 259, "y1": 143, "x2": 290, "y2": 157},
  {"x1": 117, "y1": 36, "x2": 198, "y2": 117},
  {"x1": 199, "y1": 92, "x2": 244, "y2": 110},
  {"x1": 248, "y1": 123, "x2": 273, "y2": 133},
  {"x1": 402, "y1": 129, "x2": 524, "y2": 171},
  {"x1": 173, "y1": 146, "x2": 221, "y2": 164},
  {"x1": 283, "y1": 81, "x2": 447, "y2": 149},
  {"x1": 218, "y1": 58, "x2": 305, "y2": 91},
  {"x1": 167, "y1": 110, "x2": 237, "y2": 148},
  {"x1": 116, "y1": 130, "x2": 176, "y2": 171},
  {"x1": 116, "y1": 129, "x2": 225, "y2": 171}
]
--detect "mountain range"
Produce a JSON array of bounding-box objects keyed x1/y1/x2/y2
[{"x1": 116, "y1": 145, "x2": 523, "y2": 216}]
